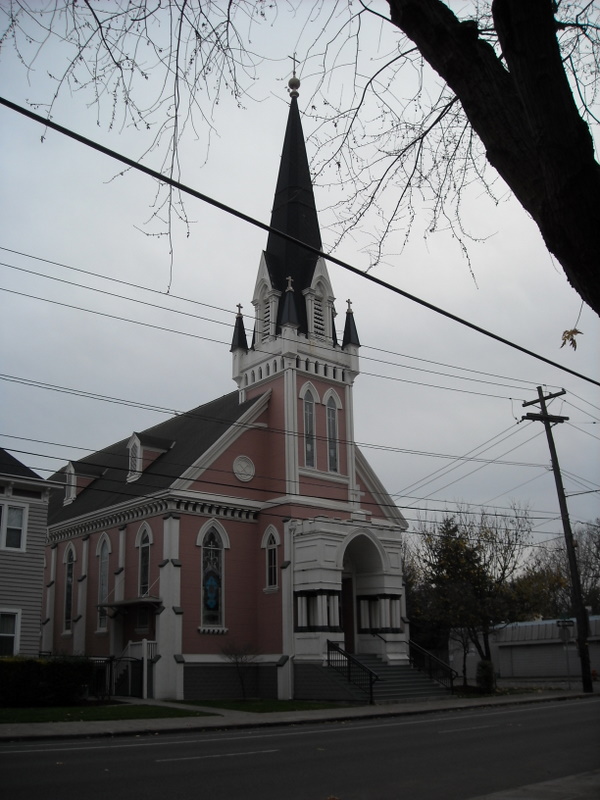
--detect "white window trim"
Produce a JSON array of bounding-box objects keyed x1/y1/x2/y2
[
  {"x1": 0, "y1": 501, "x2": 28, "y2": 552},
  {"x1": 299, "y1": 383, "x2": 320, "y2": 471},
  {"x1": 0, "y1": 607, "x2": 21, "y2": 656},
  {"x1": 326, "y1": 395, "x2": 340, "y2": 473},
  {"x1": 137, "y1": 528, "x2": 152, "y2": 598},
  {"x1": 64, "y1": 464, "x2": 76, "y2": 505},
  {"x1": 261, "y1": 527, "x2": 280, "y2": 591},
  {"x1": 127, "y1": 435, "x2": 142, "y2": 482},
  {"x1": 197, "y1": 521, "x2": 229, "y2": 629}
]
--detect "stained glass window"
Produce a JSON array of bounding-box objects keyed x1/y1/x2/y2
[{"x1": 202, "y1": 529, "x2": 223, "y2": 626}]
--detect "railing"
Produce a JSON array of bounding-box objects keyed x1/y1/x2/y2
[
  {"x1": 126, "y1": 639, "x2": 157, "y2": 662},
  {"x1": 327, "y1": 640, "x2": 380, "y2": 704},
  {"x1": 89, "y1": 640, "x2": 157, "y2": 700},
  {"x1": 409, "y1": 641, "x2": 458, "y2": 692},
  {"x1": 119, "y1": 639, "x2": 157, "y2": 699}
]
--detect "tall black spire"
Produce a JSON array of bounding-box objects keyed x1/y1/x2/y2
[{"x1": 264, "y1": 80, "x2": 322, "y2": 335}]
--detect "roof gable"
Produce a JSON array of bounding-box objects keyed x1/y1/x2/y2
[
  {"x1": 48, "y1": 391, "x2": 267, "y2": 526},
  {"x1": 0, "y1": 447, "x2": 43, "y2": 482}
]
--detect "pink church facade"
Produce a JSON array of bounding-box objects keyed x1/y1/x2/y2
[{"x1": 42, "y1": 83, "x2": 409, "y2": 701}]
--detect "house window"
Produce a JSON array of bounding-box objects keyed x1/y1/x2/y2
[
  {"x1": 304, "y1": 390, "x2": 316, "y2": 468},
  {"x1": 0, "y1": 611, "x2": 18, "y2": 656},
  {"x1": 98, "y1": 540, "x2": 109, "y2": 629},
  {"x1": 266, "y1": 533, "x2": 277, "y2": 588},
  {"x1": 202, "y1": 529, "x2": 223, "y2": 627},
  {"x1": 0, "y1": 504, "x2": 25, "y2": 550},
  {"x1": 64, "y1": 549, "x2": 75, "y2": 632},
  {"x1": 139, "y1": 531, "x2": 150, "y2": 597},
  {"x1": 327, "y1": 396, "x2": 338, "y2": 472}
]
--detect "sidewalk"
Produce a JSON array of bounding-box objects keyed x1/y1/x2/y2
[
  {"x1": 0, "y1": 688, "x2": 595, "y2": 741},
  {"x1": 1, "y1": 691, "x2": 598, "y2": 799}
]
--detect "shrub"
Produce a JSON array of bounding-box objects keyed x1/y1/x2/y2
[{"x1": 0, "y1": 656, "x2": 94, "y2": 707}]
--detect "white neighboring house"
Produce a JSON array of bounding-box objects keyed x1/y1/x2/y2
[
  {"x1": 448, "y1": 616, "x2": 600, "y2": 683},
  {"x1": 0, "y1": 448, "x2": 52, "y2": 657}
]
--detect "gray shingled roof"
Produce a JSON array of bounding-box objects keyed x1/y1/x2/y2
[
  {"x1": 48, "y1": 391, "x2": 265, "y2": 526},
  {"x1": 0, "y1": 447, "x2": 43, "y2": 481}
]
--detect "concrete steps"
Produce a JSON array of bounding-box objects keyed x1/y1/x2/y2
[{"x1": 352, "y1": 654, "x2": 452, "y2": 703}]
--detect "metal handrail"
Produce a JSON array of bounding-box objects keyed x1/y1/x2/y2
[
  {"x1": 327, "y1": 640, "x2": 380, "y2": 704},
  {"x1": 409, "y1": 641, "x2": 458, "y2": 692}
]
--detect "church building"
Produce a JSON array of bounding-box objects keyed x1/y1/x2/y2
[{"x1": 43, "y1": 79, "x2": 410, "y2": 701}]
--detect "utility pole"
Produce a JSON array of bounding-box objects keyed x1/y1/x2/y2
[{"x1": 522, "y1": 387, "x2": 593, "y2": 693}]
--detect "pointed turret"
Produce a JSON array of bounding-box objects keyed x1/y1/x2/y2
[
  {"x1": 280, "y1": 276, "x2": 300, "y2": 329},
  {"x1": 342, "y1": 299, "x2": 360, "y2": 349},
  {"x1": 264, "y1": 79, "x2": 322, "y2": 336},
  {"x1": 230, "y1": 305, "x2": 248, "y2": 352}
]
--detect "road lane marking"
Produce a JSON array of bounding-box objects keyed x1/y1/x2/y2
[
  {"x1": 2, "y1": 698, "x2": 595, "y2": 755},
  {"x1": 438, "y1": 725, "x2": 492, "y2": 734},
  {"x1": 157, "y1": 748, "x2": 278, "y2": 763}
]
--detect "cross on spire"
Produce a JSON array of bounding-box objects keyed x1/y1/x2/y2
[{"x1": 288, "y1": 53, "x2": 301, "y2": 97}]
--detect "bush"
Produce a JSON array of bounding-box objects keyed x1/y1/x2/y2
[
  {"x1": 0, "y1": 656, "x2": 94, "y2": 707},
  {"x1": 476, "y1": 659, "x2": 496, "y2": 694}
]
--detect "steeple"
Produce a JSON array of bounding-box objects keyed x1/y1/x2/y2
[
  {"x1": 264, "y1": 79, "x2": 322, "y2": 336},
  {"x1": 232, "y1": 78, "x2": 361, "y2": 401}
]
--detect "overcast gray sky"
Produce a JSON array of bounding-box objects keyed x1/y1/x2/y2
[{"x1": 1, "y1": 3, "x2": 598, "y2": 549}]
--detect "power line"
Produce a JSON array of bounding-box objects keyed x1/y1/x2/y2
[
  {"x1": 0, "y1": 284, "x2": 544, "y2": 402},
  {"x1": 0, "y1": 253, "x2": 544, "y2": 397},
  {"x1": 3, "y1": 430, "x2": 576, "y2": 522},
  {"x1": 403, "y1": 427, "x2": 548, "y2": 506},
  {"x1": 394, "y1": 422, "x2": 534, "y2": 497},
  {"x1": 0, "y1": 382, "x2": 550, "y2": 468},
  {"x1": 1, "y1": 95, "x2": 598, "y2": 388},
  {"x1": 0, "y1": 440, "x2": 577, "y2": 536}
]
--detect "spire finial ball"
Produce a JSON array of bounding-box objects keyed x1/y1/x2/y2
[{"x1": 288, "y1": 75, "x2": 300, "y2": 97}]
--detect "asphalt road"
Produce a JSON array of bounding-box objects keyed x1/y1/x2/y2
[{"x1": 2, "y1": 698, "x2": 598, "y2": 800}]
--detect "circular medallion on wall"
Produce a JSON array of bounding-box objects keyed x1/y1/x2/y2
[{"x1": 233, "y1": 455, "x2": 255, "y2": 483}]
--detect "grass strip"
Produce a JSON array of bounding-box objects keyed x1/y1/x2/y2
[{"x1": 0, "y1": 704, "x2": 216, "y2": 724}]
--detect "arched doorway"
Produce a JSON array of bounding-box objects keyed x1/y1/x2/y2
[{"x1": 340, "y1": 533, "x2": 386, "y2": 654}]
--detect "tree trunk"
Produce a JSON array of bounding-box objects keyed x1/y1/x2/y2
[{"x1": 387, "y1": 0, "x2": 600, "y2": 315}]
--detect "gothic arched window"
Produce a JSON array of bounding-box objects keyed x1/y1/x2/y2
[
  {"x1": 266, "y1": 533, "x2": 277, "y2": 588},
  {"x1": 98, "y1": 539, "x2": 109, "y2": 629},
  {"x1": 304, "y1": 390, "x2": 316, "y2": 468},
  {"x1": 64, "y1": 548, "x2": 75, "y2": 632},
  {"x1": 327, "y1": 396, "x2": 339, "y2": 472},
  {"x1": 139, "y1": 530, "x2": 151, "y2": 597},
  {"x1": 202, "y1": 529, "x2": 223, "y2": 627}
]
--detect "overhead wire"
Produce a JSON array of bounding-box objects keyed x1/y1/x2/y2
[
  {"x1": 0, "y1": 438, "x2": 577, "y2": 536},
  {"x1": 0, "y1": 253, "x2": 548, "y2": 398},
  {"x1": 393, "y1": 422, "x2": 536, "y2": 498},
  {"x1": 0, "y1": 381, "x2": 550, "y2": 468},
  {"x1": 1, "y1": 95, "x2": 598, "y2": 388}
]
